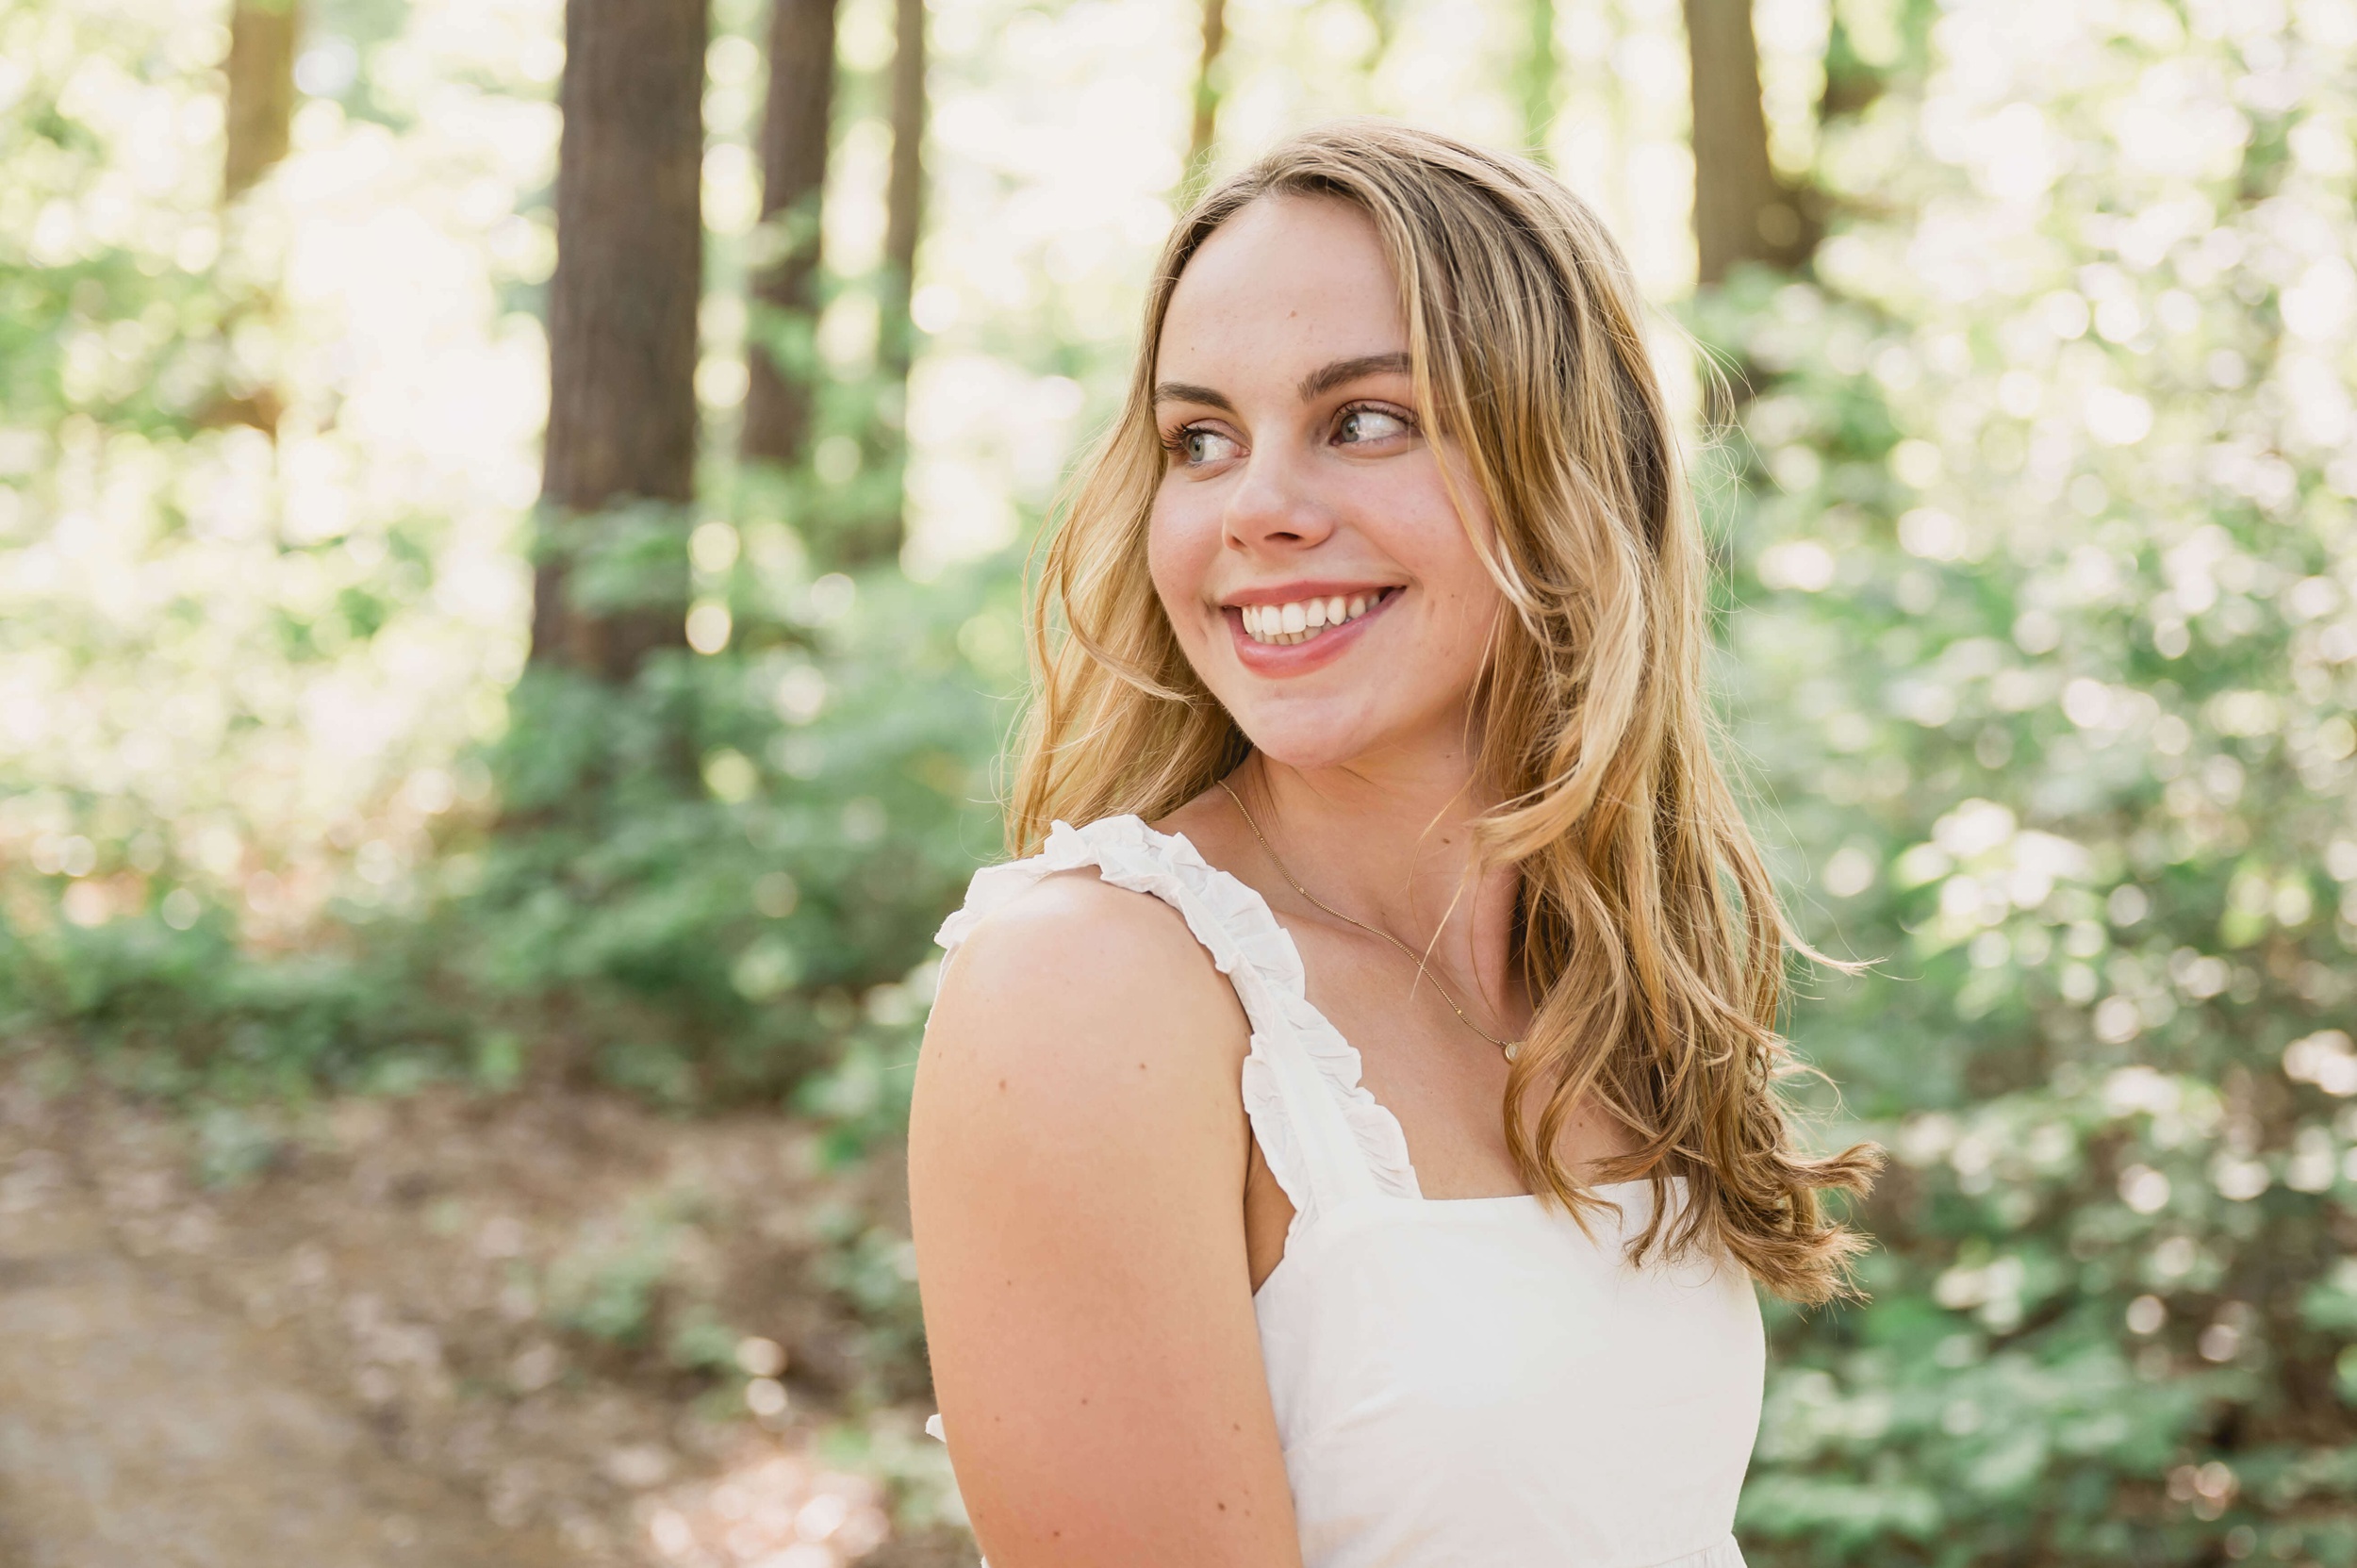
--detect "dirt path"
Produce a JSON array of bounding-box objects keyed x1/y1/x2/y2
[
  {"x1": 0, "y1": 1165, "x2": 574, "y2": 1568},
  {"x1": 0, "y1": 1065, "x2": 968, "y2": 1568}
]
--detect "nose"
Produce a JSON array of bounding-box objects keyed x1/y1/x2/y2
[{"x1": 1223, "y1": 444, "x2": 1336, "y2": 555}]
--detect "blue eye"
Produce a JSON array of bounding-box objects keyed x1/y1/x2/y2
[
  {"x1": 1336, "y1": 405, "x2": 1411, "y2": 445},
  {"x1": 1171, "y1": 427, "x2": 1242, "y2": 465}
]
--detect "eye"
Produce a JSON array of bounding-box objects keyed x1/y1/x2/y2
[
  {"x1": 1334, "y1": 404, "x2": 1414, "y2": 447},
  {"x1": 1166, "y1": 425, "x2": 1243, "y2": 467}
]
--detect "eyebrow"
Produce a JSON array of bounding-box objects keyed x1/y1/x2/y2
[
  {"x1": 1151, "y1": 351, "x2": 1412, "y2": 412},
  {"x1": 1151, "y1": 380, "x2": 1234, "y2": 412},
  {"x1": 1296, "y1": 352, "x2": 1411, "y2": 401}
]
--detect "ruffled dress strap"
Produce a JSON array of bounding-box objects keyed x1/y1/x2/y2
[{"x1": 936, "y1": 816, "x2": 1420, "y2": 1230}]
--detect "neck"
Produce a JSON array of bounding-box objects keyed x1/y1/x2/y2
[{"x1": 1231, "y1": 740, "x2": 1523, "y2": 1025}]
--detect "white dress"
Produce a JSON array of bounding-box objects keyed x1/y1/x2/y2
[{"x1": 933, "y1": 816, "x2": 1764, "y2": 1568}]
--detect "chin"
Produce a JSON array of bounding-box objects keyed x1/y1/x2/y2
[
  {"x1": 1225, "y1": 694, "x2": 1436, "y2": 775},
  {"x1": 1236, "y1": 731, "x2": 1368, "y2": 774}
]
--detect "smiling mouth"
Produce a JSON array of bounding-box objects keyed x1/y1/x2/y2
[{"x1": 1233, "y1": 588, "x2": 1396, "y2": 647}]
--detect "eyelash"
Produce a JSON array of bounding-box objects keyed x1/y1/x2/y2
[{"x1": 1160, "y1": 401, "x2": 1419, "y2": 463}]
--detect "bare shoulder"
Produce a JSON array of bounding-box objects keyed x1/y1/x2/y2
[
  {"x1": 915, "y1": 867, "x2": 1248, "y2": 1179},
  {"x1": 927, "y1": 867, "x2": 1249, "y2": 1084},
  {"x1": 908, "y1": 862, "x2": 1296, "y2": 1562},
  {"x1": 938, "y1": 858, "x2": 1235, "y2": 990}
]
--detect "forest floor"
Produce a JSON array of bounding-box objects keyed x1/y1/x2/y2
[{"x1": 0, "y1": 1052, "x2": 974, "y2": 1568}]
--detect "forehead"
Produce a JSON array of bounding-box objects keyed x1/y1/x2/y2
[{"x1": 1157, "y1": 195, "x2": 1406, "y2": 377}]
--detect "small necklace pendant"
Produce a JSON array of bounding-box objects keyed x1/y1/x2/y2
[{"x1": 1502, "y1": 1040, "x2": 1522, "y2": 1063}]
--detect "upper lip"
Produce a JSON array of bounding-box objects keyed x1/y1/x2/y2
[{"x1": 1217, "y1": 581, "x2": 1402, "y2": 608}]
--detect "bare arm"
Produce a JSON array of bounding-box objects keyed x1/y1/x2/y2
[{"x1": 908, "y1": 873, "x2": 1304, "y2": 1567}]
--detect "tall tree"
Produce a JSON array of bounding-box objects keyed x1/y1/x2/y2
[
  {"x1": 1185, "y1": 0, "x2": 1228, "y2": 193},
  {"x1": 534, "y1": 0, "x2": 709, "y2": 680},
  {"x1": 223, "y1": 0, "x2": 300, "y2": 201},
  {"x1": 1683, "y1": 0, "x2": 1814, "y2": 285},
  {"x1": 882, "y1": 0, "x2": 925, "y2": 375},
  {"x1": 210, "y1": 0, "x2": 302, "y2": 437},
  {"x1": 742, "y1": 0, "x2": 840, "y2": 470},
  {"x1": 832, "y1": 0, "x2": 926, "y2": 568}
]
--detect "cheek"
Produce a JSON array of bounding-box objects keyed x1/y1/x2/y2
[
  {"x1": 1426, "y1": 576, "x2": 1505, "y2": 688},
  {"x1": 1384, "y1": 487, "x2": 1500, "y2": 619},
  {"x1": 1386, "y1": 494, "x2": 1507, "y2": 688},
  {"x1": 1435, "y1": 535, "x2": 1505, "y2": 628},
  {"x1": 1146, "y1": 495, "x2": 1218, "y2": 632}
]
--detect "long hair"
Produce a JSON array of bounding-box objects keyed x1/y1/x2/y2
[{"x1": 1008, "y1": 121, "x2": 1878, "y2": 1304}]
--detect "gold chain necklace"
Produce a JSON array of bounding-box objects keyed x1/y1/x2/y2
[{"x1": 1217, "y1": 779, "x2": 1524, "y2": 1063}]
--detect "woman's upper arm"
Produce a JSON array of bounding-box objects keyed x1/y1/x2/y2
[{"x1": 908, "y1": 875, "x2": 1303, "y2": 1568}]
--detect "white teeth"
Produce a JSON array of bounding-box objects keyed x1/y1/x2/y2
[{"x1": 1235, "y1": 590, "x2": 1387, "y2": 647}]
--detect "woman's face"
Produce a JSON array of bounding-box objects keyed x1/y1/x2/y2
[{"x1": 1147, "y1": 195, "x2": 1504, "y2": 777}]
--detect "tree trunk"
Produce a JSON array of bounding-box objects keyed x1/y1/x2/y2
[
  {"x1": 882, "y1": 0, "x2": 925, "y2": 378},
  {"x1": 1684, "y1": 0, "x2": 1814, "y2": 285},
  {"x1": 534, "y1": 0, "x2": 708, "y2": 681},
  {"x1": 209, "y1": 1, "x2": 299, "y2": 437},
  {"x1": 831, "y1": 0, "x2": 925, "y2": 568},
  {"x1": 1185, "y1": 0, "x2": 1228, "y2": 191},
  {"x1": 223, "y1": 0, "x2": 299, "y2": 202},
  {"x1": 741, "y1": 0, "x2": 839, "y2": 470}
]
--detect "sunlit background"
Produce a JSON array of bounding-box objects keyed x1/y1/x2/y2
[{"x1": 4, "y1": 0, "x2": 2357, "y2": 1562}]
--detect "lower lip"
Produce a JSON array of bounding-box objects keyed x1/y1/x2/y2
[{"x1": 1223, "y1": 590, "x2": 1399, "y2": 676}]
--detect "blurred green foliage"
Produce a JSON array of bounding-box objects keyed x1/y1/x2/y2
[
  {"x1": 0, "y1": 0, "x2": 1014, "y2": 1117},
  {"x1": 5, "y1": 0, "x2": 2357, "y2": 1562},
  {"x1": 543, "y1": 1186, "x2": 702, "y2": 1347},
  {"x1": 1705, "y1": 2, "x2": 2357, "y2": 1560},
  {"x1": 466, "y1": 540, "x2": 1009, "y2": 1104}
]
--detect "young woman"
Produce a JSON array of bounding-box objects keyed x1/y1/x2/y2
[{"x1": 908, "y1": 121, "x2": 1877, "y2": 1568}]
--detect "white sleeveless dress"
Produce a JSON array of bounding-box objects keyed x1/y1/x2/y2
[{"x1": 932, "y1": 816, "x2": 1764, "y2": 1568}]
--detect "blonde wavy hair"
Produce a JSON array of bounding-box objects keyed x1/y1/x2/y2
[{"x1": 1009, "y1": 121, "x2": 1877, "y2": 1304}]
